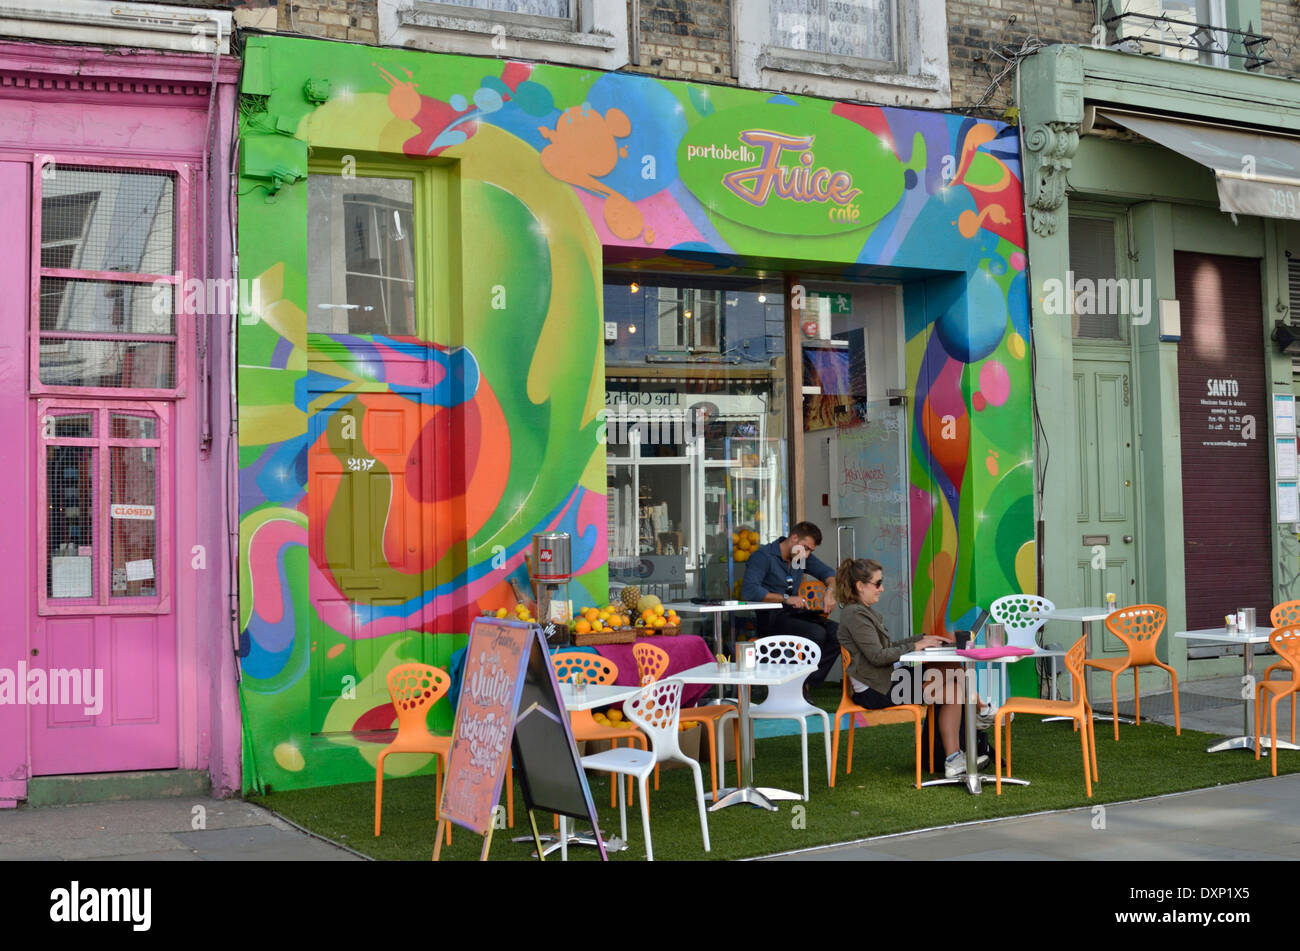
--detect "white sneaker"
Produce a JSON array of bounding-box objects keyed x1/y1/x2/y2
[
  {"x1": 976, "y1": 704, "x2": 1012, "y2": 731},
  {"x1": 944, "y1": 751, "x2": 966, "y2": 778}
]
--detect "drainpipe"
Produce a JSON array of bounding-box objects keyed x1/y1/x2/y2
[{"x1": 198, "y1": 13, "x2": 223, "y2": 456}]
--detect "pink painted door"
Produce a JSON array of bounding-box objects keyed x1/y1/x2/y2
[
  {"x1": 24, "y1": 156, "x2": 185, "y2": 775},
  {"x1": 31, "y1": 402, "x2": 179, "y2": 773}
]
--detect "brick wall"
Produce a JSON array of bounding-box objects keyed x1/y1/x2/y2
[
  {"x1": 947, "y1": 1, "x2": 1096, "y2": 116},
  {"x1": 222, "y1": 1, "x2": 378, "y2": 45},
  {"x1": 1260, "y1": 0, "x2": 1300, "y2": 81},
  {"x1": 629, "y1": 0, "x2": 735, "y2": 84}
]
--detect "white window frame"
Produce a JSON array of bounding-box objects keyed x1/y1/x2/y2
[
  {"x1": 733, "y1": 0, "x2": 950, "y2": 109},
  {"x1": 379, "y1": 0, "x2": 628, "y2": 70}
]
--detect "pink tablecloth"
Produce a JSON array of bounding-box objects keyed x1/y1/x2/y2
[{"x1": 594, "y1": 634, "x2": 716, "y2": 707}]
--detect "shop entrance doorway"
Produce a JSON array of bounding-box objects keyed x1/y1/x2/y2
[{"x1": 800, "y1": 282, "x2": 912, "y2": 643}]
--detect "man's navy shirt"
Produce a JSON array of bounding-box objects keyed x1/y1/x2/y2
[{"x1": 741, "y1": 536, "x2": 834, "y2": 603}]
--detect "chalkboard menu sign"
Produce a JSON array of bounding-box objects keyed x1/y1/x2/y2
[{"x1": 436, "y1": 617, "x2": 603, "y2": 861}]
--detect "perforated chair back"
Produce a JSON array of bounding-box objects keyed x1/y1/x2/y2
[
  {"x1": 990, "y1": 595, "x2": 1056, "y2": 648},
  {"x1": 633, "y1": 642, "x2": 670, "y2": 686},
  {"x1": 1104, "y1": 604, "x2": 1167, "y2": 666},
  {"x1": 552, "y1": 652, "x2": 619, "y2": 685}
]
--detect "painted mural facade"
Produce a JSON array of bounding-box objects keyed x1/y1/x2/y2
[{"x1": 237, "y1": 35, "x2": 1035, "y2": 792}]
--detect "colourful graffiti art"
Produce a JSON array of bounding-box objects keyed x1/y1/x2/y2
[{"x1": 237, "y1": 36, "x2": 1034, "y2": 792}]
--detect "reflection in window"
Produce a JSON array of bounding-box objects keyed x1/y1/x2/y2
[
  {"x1": 40, "y1": 167, "x2": 174, "y2": 275},
  {"x1": 47, "y1": 445, "x2": 95, "y2": 599},
  {"x1": 111, "y1": 444, "x2": 157, "y2": 598},
  {"x1": 37, "y1": 166, "x2": 177, "y2": 391},
  {"x1": 771, "y1": 0, "x2": 897, "y2": 64},
  {"x1": 308, "y1": 176, "x2": 417, "y2": 336}
]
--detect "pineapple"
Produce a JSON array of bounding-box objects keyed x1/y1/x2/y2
[{"x1": 620, "y1": 585, "x2": 642, "y2": 612}]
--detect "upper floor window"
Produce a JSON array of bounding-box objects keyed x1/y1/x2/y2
[
  {"x1": 1105, "y1": 0, "x2": 1271, "y2": 71},
  {"x1": 432, "y1": 0, "x2": 574, "y2": 28},
  {"x1": 771, "y1": 0, "x2": 898, "y2": 70},
  {"x1": 733, "y1": 0, "x2": 949, "y2": 109},
  {"x1": 381, "y1": 0, "x2": 627, "y2": 71},
  {"x1": 35, "y1": 162, "x2": 181, "y2": 394}
]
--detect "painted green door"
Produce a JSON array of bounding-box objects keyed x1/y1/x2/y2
[
  {"x1": 1073, "y1": 358, "x2": 1138, "y2": 661},
  {"x1": 307, "y1": 390, "x2": 434, "y2": 737}
]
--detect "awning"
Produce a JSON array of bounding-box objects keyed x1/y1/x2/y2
[{"x1": 1096, "y1": 109, "x2": 1300, "y2": 220}]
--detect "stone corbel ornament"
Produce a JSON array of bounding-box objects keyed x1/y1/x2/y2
[{"x1": 1025, "y1": 121, "x2": 1081, "y2": 238}]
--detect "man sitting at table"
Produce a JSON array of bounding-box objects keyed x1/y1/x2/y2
[{"x1": 741, "y1": 521, "x2": 839, "y2": 689}]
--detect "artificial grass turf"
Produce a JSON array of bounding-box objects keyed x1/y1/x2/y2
[{"x1": 250, "y1": 696, "x2": 1300, "y2": 861}]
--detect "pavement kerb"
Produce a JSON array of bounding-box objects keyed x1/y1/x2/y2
[{"x1": 748, "y1": 773, "x2": 1288, "y2": 861}]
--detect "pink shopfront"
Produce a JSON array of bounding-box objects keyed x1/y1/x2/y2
[{"x1": 0, "y1": 38, "x2": 241, "y2": 803}]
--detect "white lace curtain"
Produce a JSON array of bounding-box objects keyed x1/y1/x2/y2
[
  {"x1": 438, "y1": 0, "x2": 571, "y2": 17},
  {"x1": 771, "y1": 0, "x2": 897, "y2": 63}
]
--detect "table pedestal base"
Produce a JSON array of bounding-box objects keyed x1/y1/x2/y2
[
  {"x1": 922, "y1": 774, "x2": 1031, "y2": 795},
  {"x1": 707, "y1": 785, "x2": 803, "y2": 812},
  {"x1": 513, "y1": 830, "x2": 628, "y2": 856},
  {"x1": 1205, "y1": 735, "x2": 1300, "y2": 754}
]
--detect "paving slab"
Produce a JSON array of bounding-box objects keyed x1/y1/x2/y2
[{"x1": 0, "y1": 797, "x2": 362, "y2": 862}]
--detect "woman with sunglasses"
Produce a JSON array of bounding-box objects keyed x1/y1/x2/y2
[{"x1": 835, "y1": 557, "x2": 978, "y2": 778}]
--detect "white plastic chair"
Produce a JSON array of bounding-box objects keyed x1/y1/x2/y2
[
  {"x1": 748, "y1": 635, "x2": 831, "y2": 801},
  {"x1": 578, "y1": 679, "x2": 710, "y2": 861},
  {"x1": 989, "y1": 594, "x2": 1056, "y2": 647},
  {"x1": 990, "y1": 595, "x2": 1059, "y2": 703}
]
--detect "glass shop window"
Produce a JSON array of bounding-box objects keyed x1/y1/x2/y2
[{"x1": 604, "y1": 272, "x2": 790, "y2": 600}]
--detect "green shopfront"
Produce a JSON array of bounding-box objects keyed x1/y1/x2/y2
[
  {"x1": 235, "y1": 34, "x2": 1036, "y2": 792},
  {"x1": 1020, "y1": 44, "x2": 1300, "y2": 694}
]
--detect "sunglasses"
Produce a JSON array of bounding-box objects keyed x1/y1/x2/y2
[{"x1": 868, "y1": 578, "x2": 884, "y2": 589}]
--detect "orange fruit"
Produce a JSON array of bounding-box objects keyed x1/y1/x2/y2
[{"x1": 575, "y1": 619, "x2": 591, "y2": 634}]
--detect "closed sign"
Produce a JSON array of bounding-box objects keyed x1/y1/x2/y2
[{"x1": 110, "y1": 504, "x2": 155, "y2": 520}]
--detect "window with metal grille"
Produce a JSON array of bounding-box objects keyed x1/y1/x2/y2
[
  {"x1": 39, "y1": 403, "x2": 168, "y2": 615},
  {"x1": 1068, "y1": 215, "x2": 1126, "y2": 342},
  {"x1": 34, "y1": 162, "x2": 180, "y2": 392}
]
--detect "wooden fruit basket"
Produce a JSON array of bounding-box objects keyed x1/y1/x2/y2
[
  {"x1": 572, "y1": 628, "x2": 636, "y2": 646},
  {"x1": 636, "y1": 624, "x2": 681, "y2": 637}
]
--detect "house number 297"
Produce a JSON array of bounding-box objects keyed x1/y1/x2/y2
[{"x1": 347, "y1": 457, "x2": 376, "y2": 471}]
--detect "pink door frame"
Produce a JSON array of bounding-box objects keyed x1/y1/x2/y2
[{"x1": 0, "y1": 41, "x2": 241, "y2": 805}]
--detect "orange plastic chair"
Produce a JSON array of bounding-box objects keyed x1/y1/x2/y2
[
  {"x1": 830, "y1": 647, "x2": 929, "y2": 789},
  {"x1": 375, "y1": 663, "x2": 453, "y2": 844},
  {"x1": 796, "y1": 575, "x2": 830, "y2": 616},
  {"x1": 1256, "y1": 625, "x2": 1300, "y2": 774},
  {"x1": 1085, "y1": 604, "x2": 1180, "y2": 741},
  {"x1": 1263, "y1": 602, "x2": 1300, "y2": 734},
  {"x1": 995, "y1": 636, "x2": 1098, "y2": 796},
  {"x1": 633, "y1": 642, "x2": 740, "y2": 801},
  {"x1": 552, "y1": 652, "x2": 649, "y2": 808}
]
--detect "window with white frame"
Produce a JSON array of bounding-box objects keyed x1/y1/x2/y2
[
  {"x1": 656, "y1": 287, "x2": 721, "y2": 353},
  {"x1": 770, "y1": 0, "x2": 899, "y2": 69},
  {"x1": 421, "y1": 0, "x2": 574, "y2": 29},
  {"x1": 734, "y1": 0, "x2": 949, "y2": 108},
  {"x1": 380, "y1": 0, "x2": 627, "y2": 70}
]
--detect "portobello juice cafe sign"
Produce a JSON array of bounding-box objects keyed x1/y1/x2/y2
[{"x1": 678, "y1": 106, "x2": 909, "y2": 236}]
